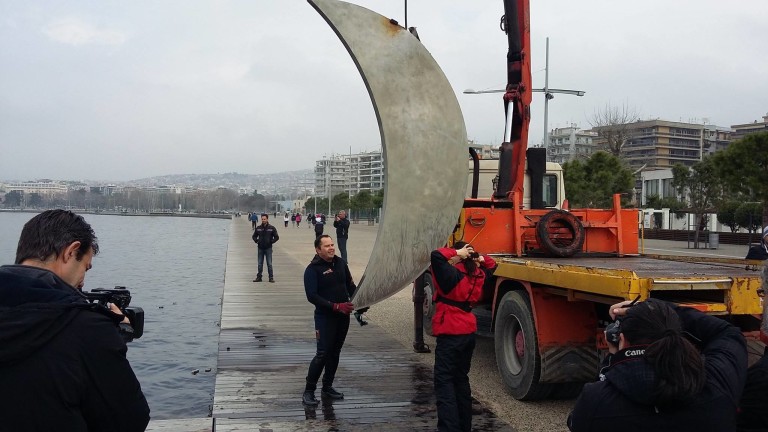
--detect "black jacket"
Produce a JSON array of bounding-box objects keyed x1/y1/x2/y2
[
  {"x1": 737, "y1": 349, "x2": 768, "y2": 431},
  {"x1": 304, "y1": 255, "x2": 356, "y2": 313},
  {"x1": 252, "y1": 222, "x2": 279, "y2": 249},
  {"x1": 568, "y1": 305, "x2": 747, "y2": 432},
  {"x1": 333, "y1": 217, "x2": 350, "y2": 239},
  {"x1": 0, "y1": 265, "x2": 150, "y2": 432},
  {"x1": 745, "y1": 243, "x2": 768, "y2": 260}
]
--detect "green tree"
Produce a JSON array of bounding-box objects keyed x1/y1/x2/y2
[
  {"x1": 305, "y1": 197, "x2": 316, "y2": 212},
  {"x1": 671, "y1": 158, "x2": 723, "y2": 245},
  {"x1": 716, "y1": 200, "x2": 742, "y2": 232},
  {"x1": 711, "y1": 131, "x2": 768, "y2": 226},
  {"x1": 331, "y1": 192, "x2": 350, "y2": 213},
  {"x1": 735, "y1": 202, "x2": 762, "y2": 234},
  {"x1": 562, "y1": 151, "x2": 634, "y2": 208},
  {"x1": 28, "y1": 193, "x2": 43, "y2": 208},
  {"x1": 372, "y1": 189, "x2": 384, "y2": 209},
  {"x1": 351, "y1": 190, "x2": 373, "y2": 210},
  {"x1": 4, "y1": 190, "x2": 22, "y2": 207}
]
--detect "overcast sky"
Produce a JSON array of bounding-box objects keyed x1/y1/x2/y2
[{"x1": 1, "y1": 1, "x2": 766, "y2": 182}]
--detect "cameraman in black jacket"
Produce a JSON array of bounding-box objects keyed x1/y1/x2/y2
[
  {"x1": 568, "y1": 298, "x2": 747, "y2": 432},
  {"x1": 0, "y1": 210, "x2": 149, "y2": 432}
]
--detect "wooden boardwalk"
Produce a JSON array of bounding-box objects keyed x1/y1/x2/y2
[{"x1": 151, "y1": 217, "x2": 513, "y2": 431}]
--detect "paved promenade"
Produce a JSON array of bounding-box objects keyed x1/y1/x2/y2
[{"x1": 150, "y1": 216, "x2": 513, "y2": 431}]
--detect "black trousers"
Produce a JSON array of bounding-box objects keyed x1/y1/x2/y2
[
  {"x1": 434, "y1": 333, "x2": 476, "y2": 432},
  {"x1": 305, "y1": 311, "x2": 350, "y2": 391}
]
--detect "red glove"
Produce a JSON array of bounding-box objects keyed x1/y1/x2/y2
[{"x1": 333, "y1": 302, "x2": 355, "y2": 315}]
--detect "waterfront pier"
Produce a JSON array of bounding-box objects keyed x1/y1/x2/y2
[{"x1": 148, "y1": 216, "x2": 512, "y2": 431}]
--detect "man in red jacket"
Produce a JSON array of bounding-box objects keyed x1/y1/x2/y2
[{"x1": 430, "y1": 241, "x2": 496, "y2": 432}]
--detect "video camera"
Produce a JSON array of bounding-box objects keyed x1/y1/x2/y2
[{"x1": 83, "y1": 286, "x2": 144, "y2": 342}]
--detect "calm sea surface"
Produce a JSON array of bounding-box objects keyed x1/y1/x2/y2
[{"x1": 0, "y1": 211, "x2": 229, "y2": 420}]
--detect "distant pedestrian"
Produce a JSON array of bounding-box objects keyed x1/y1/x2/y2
[
  {"x1": 296, "y1": 213, "x2": 302, "y2": 228},
  {"x1": 301, "y1": 235, "x2": 357, "y2": 407},
  {"x1": 314, "y1": 214, "x2": 325, "y2": 239},
  {"x1": 252, "y1": 214, "x2": 279, "y2": 283},
  {"x1": 249, "y1": 212, "x2": 257, "y2": 230},
  {"x1": 308, "y1": 213, "x2": 314, "y2": 229},
  {"x1": 283, "y1": 213, "x2": 290, "y2": 228},
  {"x1": 291, "y1": 213, "x2": 296, "y2": 227},
  {"x1": 333, "y1": 210, "x2": 351, "y2": 263}
]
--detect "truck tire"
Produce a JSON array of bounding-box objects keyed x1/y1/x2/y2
[
  {"x1": 536, "y1": 210, "x2": 585, "y2": 257},
  {"x1": 422, "y1": 273, "x2": 436, "y2": 337},
  {"x1": 494, "y1": 290, "x2": 552, "y2": 400}
]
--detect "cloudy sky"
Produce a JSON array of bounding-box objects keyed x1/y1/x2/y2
[{"x1": 1, "y1": 1, "x2": 766, "y2": 182}]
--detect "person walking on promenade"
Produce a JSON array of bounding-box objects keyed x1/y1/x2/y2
[
  {"x1": 746, "y1": 226, "x2": 768, "y2": 260},
  {"x1": 302, "y1": 235, "x2": 357, "y2": 406},
  {"x1": 314, "y1": 213, "x2": 325, "y2": 239},
  {"x1": 283, "y1": 212, "x2": 290, "y2": 228},
  {"x1": 0, "y1": 210, "x2": 150, "y2": 432},
  {"x1": 567, "y1": 298, "x2": 747, "y2": 432},
  {"x1": 291, "y1": 213, "x2": 296, "y2": 227},
  {"x1": 252, "y1": 213, "x2": 279, "y2": 283},
  {"x1": 333, "y1": 210, "x2": 351, "y2": 263},
  {"x1": 296, "y1": 213, "x2": 302, "y2": 228},
  {"x1": 430, "y1": 242, "x2": 496, "y2": 432},
  {"x1": 308, "y1": 212, "x2": 314, "y2": 229},
  {"x1": 249, "y1": 212, "x2": 257, "y2": 230}
]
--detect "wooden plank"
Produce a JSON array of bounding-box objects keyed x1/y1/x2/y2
[{"x1": 212, "y1": 217, "x2": 514, "y2": 431}]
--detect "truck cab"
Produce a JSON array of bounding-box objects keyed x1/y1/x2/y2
[{"x1": 468, "y1": 157, "x2": 565, "y2": 209}]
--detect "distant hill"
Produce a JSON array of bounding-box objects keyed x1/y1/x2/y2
[{"x1": 121, "y1": 170, "x2": 314, "y2": 194}]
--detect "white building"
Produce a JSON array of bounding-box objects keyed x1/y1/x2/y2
[
  {"x1": 315, "y1": 150, "x2": 384, "y2": 198},
  {"x1": 546, "y1": 126, "x2": 597, "y2": 164},
  {"x1": 5, "y1": 180, "x2": 69, "y2": 196}
]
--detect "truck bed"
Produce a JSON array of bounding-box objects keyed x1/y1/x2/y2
[{"x1": 492, "y1": 254, "x2": 763, "y2": 314}]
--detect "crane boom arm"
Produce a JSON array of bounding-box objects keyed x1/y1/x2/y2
[{"x1": 494, "y1": 0, "x2": 532, "y2": 200}]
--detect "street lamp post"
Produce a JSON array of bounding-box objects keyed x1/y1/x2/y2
[{"x1": 463, "y1": 38, "x2": 585, "y2": 152}]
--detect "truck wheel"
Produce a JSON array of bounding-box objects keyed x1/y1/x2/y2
[
  {"x1": 536, "y1": 210, "x2": 585, "y2": 257},
  {"x1": 494, "y1": 290, "x2": 552, "y2": 400},
  {"x1": 422, "y1": 273, "x2": 436, "y2": 336}
]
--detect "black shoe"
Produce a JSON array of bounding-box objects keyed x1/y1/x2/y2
[
  {"x1": 269, "y1": 278, "x2": 275, "y2": 283},
  {"x1": 253, "y1": 276, "x2": 262, "y2": 282},
  {"x1": 321, "y1": 387, "x2": 344, "y2": 399},
  {"x1": 302, "y1": 391, "x2": 319, "y2": 406}
]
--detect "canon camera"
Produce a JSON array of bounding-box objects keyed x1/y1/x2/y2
[{"x1": 84, "y1": 286, "x2": 144, "y2": 342}]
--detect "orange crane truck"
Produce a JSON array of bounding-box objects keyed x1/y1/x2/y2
[
  {"x1": 306, "y1": 0, "x2": 765, "y2": 402},
  {"x1": 414, "y1": 0, "x2": 765, "y2": 401}
]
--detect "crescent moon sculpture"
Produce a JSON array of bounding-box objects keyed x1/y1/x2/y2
[{"x1": 308, "y1": 0, "x2": 468, "y2": 308}]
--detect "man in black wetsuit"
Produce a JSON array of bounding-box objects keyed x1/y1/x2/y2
[
  {"x1": 301, "y1": 234, "x2": 356, "y2": 406},
  {"x1": 0, "y1": 210, "x2": 149, "y2": 432}
]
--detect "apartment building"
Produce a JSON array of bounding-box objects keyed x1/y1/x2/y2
[
  {"x1": 545, "y1": 126, "x2": 598, "y2": 164},
  {"x1": 5, "y1": 180, "x2": 69, "y2": 196},
  {"x1": 593, "y1": 120, "x2": 731, "y2": 170},
  {"x1": 731, "y1": 113, "x2": 768, "y2": 141}
]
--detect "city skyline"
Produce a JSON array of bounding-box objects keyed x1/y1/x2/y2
[{"x1": 2, "y1": 1, "x2": 766, "y2": 181}]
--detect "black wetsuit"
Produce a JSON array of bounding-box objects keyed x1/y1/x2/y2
[{"x1": 303, "y1": 254, "x2": 356, "y2": 392}]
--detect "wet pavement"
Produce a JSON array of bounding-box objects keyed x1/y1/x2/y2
[{"x1": 211, "y1": 217, "x2": 515, "y2": 431}]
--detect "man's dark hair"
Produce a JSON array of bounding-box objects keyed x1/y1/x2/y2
[
  {"x1": 314, "y1": 234, "x2": 332, "y2": 249},
  {"x1": 15, "y1": 210, "x2": 99, "y2": 264},
  {"x1": 620, "y1": 298, "x2": 706, "y2": 407},
  {"x1": 261, "y1": 213, "x2": 268, "y2": 219}
]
